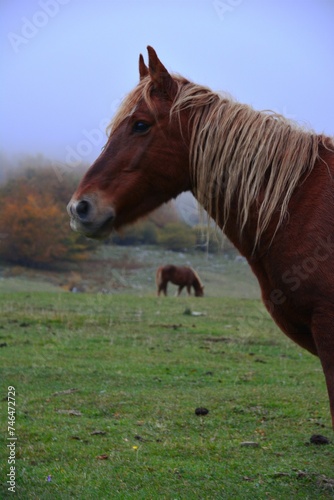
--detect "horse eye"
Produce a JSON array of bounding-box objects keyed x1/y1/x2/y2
[{"x1": 132, "y1": 121, "x2": 151, "y2": 134}]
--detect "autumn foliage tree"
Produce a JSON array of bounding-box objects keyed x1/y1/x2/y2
[{"x1": 0, "y1": 161, "x2": 94, "y2": 267}]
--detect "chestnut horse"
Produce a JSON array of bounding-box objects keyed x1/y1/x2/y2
[
  {"x1": 68, "y1": 46, "x2": 334, "y2": 430},
  {"x1": 156, "y1": 265, "x2": 204, "y2": 297}
]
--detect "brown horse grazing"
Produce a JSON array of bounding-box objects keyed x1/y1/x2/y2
[
  {"x1": 156, "y1": 265, "x2": 204, "y2": 297},
  {"x1": 68, "y1": 46, "x2": 334, "y2": 430}
]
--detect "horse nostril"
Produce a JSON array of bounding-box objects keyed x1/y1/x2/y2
[{"x1": 76, "y1": 199, "x2": 91, "y2": 220}]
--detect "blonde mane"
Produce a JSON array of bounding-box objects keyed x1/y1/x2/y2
[
  {"x1": 109, "y1": 76, "x2": 331, "y2": 247},
  {"x1": 191, "y1": 267, "x2": 203, "y2": 288},
  {"x1": 171, "y1": 82, "x2": 328, "y2": 247}
]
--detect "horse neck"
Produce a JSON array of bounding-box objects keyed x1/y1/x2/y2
[
  {"x1": 185, "y1": 95, "x2": 321, "y2": 257},
  {"x1": 193, "y1": 277, "x2": 201, "y2": 290},
  {"x1": 191, "y1": 271, "x2": 202, "y2": 291}
]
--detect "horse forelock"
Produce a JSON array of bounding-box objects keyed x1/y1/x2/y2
[
  {"x1": 107, "y1": 77, "x2": 166, "y2": 135},
  {"x1": 106, "y1": 78, "x2": 154, "y2": 135},
  {"x1": 107, "y1": 74, "x2": 189, "y2": 135}
]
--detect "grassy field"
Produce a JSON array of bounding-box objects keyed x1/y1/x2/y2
[
  {"x1": 0, "y1": 286, "x2": 333, "y2": 499},
  {"x1": 0, "y1": 245, "x2": 260, "y2": 298}
]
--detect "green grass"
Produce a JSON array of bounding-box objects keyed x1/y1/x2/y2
[
  {"x1": 0, "y1": 245, "x2": 260, "y2": 298},
  {"x1": 0, "y1": 292, "x2": 333, "y2": 499}
]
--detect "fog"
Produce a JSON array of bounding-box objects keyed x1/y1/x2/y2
[{"x1": 2, "y1": 0, "x2": 334, "y2": 174}]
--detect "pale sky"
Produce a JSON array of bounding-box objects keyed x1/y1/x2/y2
[{"x1": 1, "y1": 0, "x2": 334, "y2": 170}]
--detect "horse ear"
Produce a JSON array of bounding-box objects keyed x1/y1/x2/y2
[
  {"x1": 147, "y1": 46, "x2": 177, "y2": 98},
  {"x1": 139, "y1": 54, "x2": 149, "y2": 80}
]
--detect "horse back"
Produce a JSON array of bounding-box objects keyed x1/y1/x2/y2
[{"x1": 157, "y1": 265, "x2": 193, "y2": 285}]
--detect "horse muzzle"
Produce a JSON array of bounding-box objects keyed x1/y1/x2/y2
[{"x1": 67, "y1": 195, "x2": 116, "y2": 239}]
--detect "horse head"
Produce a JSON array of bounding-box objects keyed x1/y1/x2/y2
[
  {"x1": 195, "y1": 285, "x2": 205, "y2": 297},
  {"x1": 67, "y1": 46, "x2": 191, "y2": 238}
]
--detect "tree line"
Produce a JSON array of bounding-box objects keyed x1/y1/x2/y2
[
  {"x1": 0, "y1": 156, "x2": 230, "y2": 268},
  {"x1": 0, "y1": 160, "x2": 95, "y2": 267}
]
